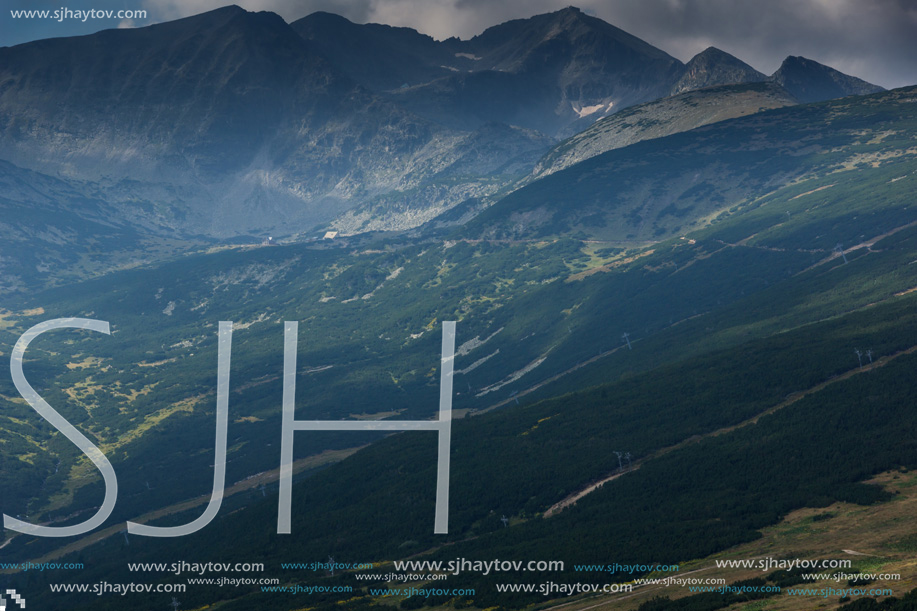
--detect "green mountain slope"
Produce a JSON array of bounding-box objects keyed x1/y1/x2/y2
[
  {"x1": 0, "y1": 160, "x2": 212, "y2": 294},
  {"x1": 466, "y1": 86, "x2": 917, "y2": 244},
  {"x1": 2, "y1": 86, "x2": 916, "y2": 611},
  {"x1": 14, "y1": 230, "x2": 917, "y2": 610},
  {"x1": 531, "y1": 81, "x2": 797, "y2": 180}
]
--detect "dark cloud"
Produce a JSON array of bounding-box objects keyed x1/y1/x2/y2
[
  {"x1": 4, "y1": 0, "x2": 915, "y2": 88},
  {"x1": 588, "y1": 0, "x2": 917, "y2": 88}
]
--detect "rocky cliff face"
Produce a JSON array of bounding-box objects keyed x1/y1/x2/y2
[
  {"x1": 290, "y1": 11, "x2": 457, "y2": 92},
  {"x1": 0, "y1": 6, "x2": 552, "y2": 238},
  {"x1": 356, "y1": 7, "x2": 686, "y2": 137}
]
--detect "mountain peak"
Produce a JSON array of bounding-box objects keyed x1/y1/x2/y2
[
  {"x1": 695, "y1": 46, "x2": 735, "y2": 59},
  {"x1": 299, "y1": 10, "x2": 352, "y2": 25},
  {"x1": 153, "y1": 4, "x2": 247, "y2": 27},
  {"x1": 771, "y1": 55, "x2": 884, "y2": 103},
  {"x1": 781, "y1": 55, "x2": 813, "y2": 67},
  {"x1": 550, "y1": 6, "x2": 584, "y2": 19},
  {"x1": 542, "y1": 6, "x2": 594, "y2": 34},
  {"x1": 129, "y1": 3, "x2": 293, "y2": 42},
  {"x1": 179, "y1": 4, "x2": 246, "y2": 17},
  {"x1": 467, "y1": 5, "x2": 680, "y2": 69},
  {"x1": 670, "y1": 46, "x2": 764, "y2": 95},
  {"x1": 209, "y1": 4, "x2": 245, "y2": 15}
]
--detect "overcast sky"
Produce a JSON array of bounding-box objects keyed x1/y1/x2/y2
[{"x1": 4, "y1": 0, "x2": 916, "y2": 89}]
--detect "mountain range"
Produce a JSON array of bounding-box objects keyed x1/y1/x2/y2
[{"x1": 0, "y1": 5, "x2": 884, "y2": 255}]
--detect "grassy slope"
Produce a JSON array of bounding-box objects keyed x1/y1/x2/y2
[
  {"x1": 531, "y1": 81, "x2": 797, "y2": 179},
  {"x1": 2, "y1": 88, "x2": 917, "y2": 611},
  {"x1": 466, "y1": 86, "x2": 917, "y2": 244}
]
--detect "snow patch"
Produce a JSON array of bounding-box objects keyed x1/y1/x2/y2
[
  {"x1": 572, "y1": 101, "x2": 613, "y2": 118},
  {"x1": 573, "y1": 103, "x2": 605, "y2": 118}
]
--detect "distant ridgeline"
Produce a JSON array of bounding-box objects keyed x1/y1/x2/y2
[{"x1": 0, "y1": 5, "x2": 885, "y2": 254}]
